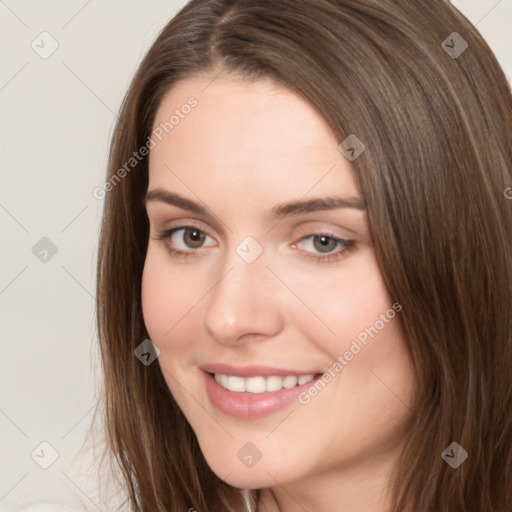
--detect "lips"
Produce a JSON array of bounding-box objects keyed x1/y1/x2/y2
[
  {"x1": 200, "y1": 362, "x2": 321, "y2": 378},
  {"x1": 200, "y1": 363, "x2": 323, "y2": 418}
]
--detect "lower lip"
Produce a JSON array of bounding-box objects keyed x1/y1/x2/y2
[{"x1": 203, "y1": 371, "x2": 322, "y2": 419}]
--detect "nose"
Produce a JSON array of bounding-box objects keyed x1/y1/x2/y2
[{"x1": 201, "y1": 246, "x2": 284, "y2": 345}]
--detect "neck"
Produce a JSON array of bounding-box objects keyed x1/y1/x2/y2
[{"x1": 255, "y1": 446, "x2": 408, "y2": 512}]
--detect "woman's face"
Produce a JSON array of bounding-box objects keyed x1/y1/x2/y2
[{"x1": 142, "y1": 74, "x2": 415, "y2": 499}]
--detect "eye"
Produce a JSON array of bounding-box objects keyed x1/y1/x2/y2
[
  {"x1": 152, "y1": 225, "x2": 356, "y2": 263},
  {"x1": 153, "y1": 225, "x2": 215, "y2": 258},
  {"x1": 293, "y1": 233, "x2": 356, "y2": 262}
]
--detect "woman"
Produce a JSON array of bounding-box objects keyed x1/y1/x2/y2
[{"x1": 95, "y1": 0, "x2": 512, "y2": 510}]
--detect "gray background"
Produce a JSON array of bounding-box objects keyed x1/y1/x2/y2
[{"x1": 0, "y1": 1, "x2": 511, "y2": 510}]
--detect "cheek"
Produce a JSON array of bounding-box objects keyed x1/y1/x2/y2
[
  {"x1": 141, "y1": 252, "x2": 172, "y2": 340},
  {"x1": 292, "y1": 250, "x2": 397, "y2": 358},
  {"x1": 141, "y1": 250, "x2": 204, "y2": 403},
  {"x1": 141, "y1": 248, "x2": 201, "y2": 345}
]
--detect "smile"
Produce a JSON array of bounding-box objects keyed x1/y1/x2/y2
[
  {"x1": 202, "y1": 369, "x2": 323, "y2": 419},
  {"x1": 213, "y1": 373, "x2": 316, "y2": 393}
]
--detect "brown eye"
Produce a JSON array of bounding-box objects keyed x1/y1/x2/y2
[
  {"x1": 313, "y1": 235, "x2": 339, "y2": 253},
  {"x1": 182, "y1": 228, "x2": 206, "y2": 248},
  {"x1": 153, "y1": 225, "x2": 216, "y2": 259},
  {"x1": 293, "y1": 233, "x2": 356, "y2": 263}
]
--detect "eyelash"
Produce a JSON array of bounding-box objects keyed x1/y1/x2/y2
[{"x1": 152, "y1": 223, "x2": 356, "y2": 263}]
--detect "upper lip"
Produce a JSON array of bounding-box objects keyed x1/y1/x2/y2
[{"x1": 200, "y1": 362, "x2": 321, "y2": 378}]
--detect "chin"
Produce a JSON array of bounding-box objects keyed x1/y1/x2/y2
[
  {"x1": 216, "y1": 466, "x2": 277, "y2": 490},
  {"x1": 197, "y1": 444, "x2": 283, "y2": 489}
]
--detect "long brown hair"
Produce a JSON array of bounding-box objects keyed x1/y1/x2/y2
[{"x1": 94, "y1": 0, "x2": 512, "y2": 510}]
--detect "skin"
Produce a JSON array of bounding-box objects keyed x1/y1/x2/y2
[{"x1": 141, "y1": 73, "x2": 416, "y2": 512}]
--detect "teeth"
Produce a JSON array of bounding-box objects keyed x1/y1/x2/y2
[
  {"x1": 214, "y1": 373, "x2": 229, "y2": 388},
  {"x1": 214, "y1": 373, "x2": 316, "y2": 393},
  {"x1": 298, "y1": 374, "x2": 315, "y2": 385},
  {"x1": 227, "y1": 376, "x2": 245, "y2": 392},
  {"x1": 266, "y1": 376, "x2": 284, "y2": 392},
  {"x1": 245, "y1": 376, "x2": 266, "y2": 393},
  {"x1": 283, "y1": 376, "x2": 298, "y2": 388}
]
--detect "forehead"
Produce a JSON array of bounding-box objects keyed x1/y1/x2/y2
[{"x1": 148, "y1": 74, "x2": 359, "y2": 208}]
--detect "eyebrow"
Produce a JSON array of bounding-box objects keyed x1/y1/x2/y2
[{"x1": 143, "y1": 188, "x2": 366, "y2": 219}]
